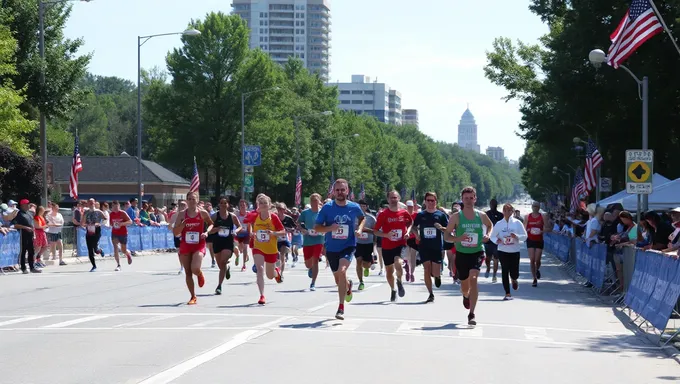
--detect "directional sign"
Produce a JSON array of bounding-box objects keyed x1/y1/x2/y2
[
  {"x1": 625, "y1": 150, "x2": 653, "y2": 194},
  {"x1": 244, "y1": 174, "x2": 254, "y2": 193},
  {"x1": 244, "y1": 145, "x2": 262, "y2": 167}
]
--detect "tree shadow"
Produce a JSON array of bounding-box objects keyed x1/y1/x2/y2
[{"x1": 419, "y1": 323, "x2": 464, "y2": 331}]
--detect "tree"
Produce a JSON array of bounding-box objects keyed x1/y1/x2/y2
[{"x1": 0, "y1": 144, "x2": 42, "y2": 202}]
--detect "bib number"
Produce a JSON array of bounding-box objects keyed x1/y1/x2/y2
[
  {"x1": 113, "y1": 222, "x2": 120, "y2": 229},
  {"x1": 423, "y1": 227, "x2": 436, "y2": 239},
  {"x1": 502, "y1": 236, "x2": 514, "y2": 245},
  {"x1": 358, "y1": 232, "x2": 369, "y2": 240},
  {"x1": 218, "y1": 228, "x2": 231, "y2": 237},
  {"x1": 461, "y1": 232, "x2": 479, "y2": 247},
  {"x1": 256, "y1": 230, "x2": 270, "y2": 242},
  {"x1": 389, "y1": 229, "x2": 403, "y2": 241},
  {"x1": 185, "y1": 231, "x2": 200, "y2": 244},
  {"x1": 332, "y1": 225, "x2": 349, "y2": 240},
  {"x1": 308, "y1": 229, "x2": 318, "y2": 236},
  {"x1": 530, "y1": 227, "x2": 541, "y2": 235},
  {"x1": 87, "y1": 225, "x2": 96, "y2": 234}
]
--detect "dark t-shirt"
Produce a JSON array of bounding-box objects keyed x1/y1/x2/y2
[
  {"x1": 485, "y1": 209, "x2": 504, "y2": 226},
  {"x1": 413, "y1": 210, "x2": 449, "y2": 251},
  {"x1": 11, "y1": 209, "x2": 34, "y2": 235}
]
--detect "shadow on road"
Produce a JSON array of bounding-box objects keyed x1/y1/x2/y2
[
  {"x1": 279, "y1": 319, "x2": 332, "y2": 329},
  {"x1": 138, "y1": 303, "x2": 183, "y2": 308}
]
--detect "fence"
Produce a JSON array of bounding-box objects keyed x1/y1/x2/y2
[{"x1": 543, "y1": 232, "x2": 680, "y2": 346}]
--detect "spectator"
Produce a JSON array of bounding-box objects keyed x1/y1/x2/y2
[
  {"x1": 642, "y1": 211, "x2": 674, "y2": 251},
  {"x1": 11, "y1": 199, "x2": 41, "y2": 273},
  {"x1": 33, "y1": 206, "x2": 48, "y2": 267},
  {"x1": 46, "y1": 202, "x2": 66, "y2": 266},
  {"x1": 584, "y1": 204, "x2": 603, "y2": 245}
]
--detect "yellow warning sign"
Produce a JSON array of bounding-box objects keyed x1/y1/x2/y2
[{"x1": 627, "y1": 161, "x2": 651, "y2": 183}]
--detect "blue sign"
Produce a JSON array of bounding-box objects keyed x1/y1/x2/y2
[{"x1": 244, "y1": 145, "x2": 261, "y2": 166}]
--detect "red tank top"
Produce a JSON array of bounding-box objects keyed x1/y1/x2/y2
[
  {"x1": 109, "y1": 211, "x2": 128, "y2": 236},
  {"x1": 526, "y1": 213, "x2": 544, "y2": 241},
  {"x1": 181, "y1": 210, "x2": 205, "y2": 246}
]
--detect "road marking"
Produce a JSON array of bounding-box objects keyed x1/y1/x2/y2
[
  {"x1": 306, "y1": 301, "x2": 337, "y2": 313},
  {"x1": 524, "y1": 326, "x2": 552, "y2": 342},
  {"x1": 0, "y1": 315, "x2": 52, "y2": 327},
  {"x1": 253, "y1": 316, "x2": 295, "y2": 329},
  {"x1": 114, "y1": 315, "x2": 178, "y2": 328},
  {"x1": 329, "y1": 319, "x2": 364, "y2": 331},
  {"x1": 42, "y1": 315, "x2": 110, "y2": 328},
  {"x1": 396, "y1": 322, "x2": 424, "y2": 335},
  {"x1": 462, "y1": 326, "x2": 483, "y2": 338},
  {"x1": 190, "y1": 319, "x2": 226, "y2": 327}
]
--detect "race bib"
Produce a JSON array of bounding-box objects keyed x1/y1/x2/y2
[
  {"x1": 390, "y1": 229, "x2": 403, "y2": 241},
  {"x1": 358, "y1": 232, "x2": 369, "y2": 240},
  {"x1": 309, "y1": 229, "x2": 318, "y2": 236},
  {"x1": 530, "y1": 227, "x2": 541, "y2": 235},
  {"x1": 423, "y1": 227, "x2": 436, "y2": 239},
  {"x1": 461, "y1": 232, "x2": 479, "y2": 247},
  {"x1": 332, "y1": 224, "x2": 349, "y2": 240},
  {"x1": 503, "y1": 236, "x2": 515, "y2": 245},
  {"x1": 113, "y1": 222, "x2": 120, "y2": 229},
  {"x1": 185, "y1": 231, "x2": 200, "y2": 244},
  {"x1": 256, "y1": 230, "x2": 270, "y2": 242},
  {"x1": 218, "y1": 228, "x2": 230, "y2": 237},
  {"x1": 278, "y1": 235, "x2": 288, "y2": 241},
  {"x1": 87, "y1": 225, "x2": 96, "y2": 234}
]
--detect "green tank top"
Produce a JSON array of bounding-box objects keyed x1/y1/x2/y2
[{"x1": 455, "y1": 210, "x2": 484, "y2": 253}]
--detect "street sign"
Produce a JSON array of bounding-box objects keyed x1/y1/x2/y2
[
  {"x1": 625, "y1": 149, "x2": 653, "y2": 194},
  {"x1": 244, "y1": 166, "x2": 254, "y2": 173},
  {"x1": 244, "y1": 145, "x2": 262, "y2": 166},
  {"x1": 600, "y1": 177, "x2": 612, "y2": 193},
  {"x1": 244, "y1": 174, "x2": 254, "y2": 193}
]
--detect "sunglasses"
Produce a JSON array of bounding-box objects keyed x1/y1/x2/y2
[{"x1": 425, "y1": 199, "x2": 436, "y2": 202}]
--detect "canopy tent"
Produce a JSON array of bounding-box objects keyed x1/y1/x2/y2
[
  {"x1": 621, "y1": 178, "x2": 680, "y2": 212},
  {"x1": 598, "y1": 173, "x2": 671, "y2": 206}
]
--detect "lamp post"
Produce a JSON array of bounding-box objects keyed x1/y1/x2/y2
[
  {"x1": 38, "y1": 0, "x2": 92, "y2": 206},
  {"x1": 553, "y1": 166, "x2": 571, "y2": 197},
  {"x1": 240, "y1": 87, "x2": 281, "y2": 200},
  {"x1": 137, "y1": 28, "x2": 201, "y2": 204},
  {"x1": 588, "y1": 48, "x2": 649, "y2": 219},
  {"x1": 326, "y1": 134, "x2": 360, "y2": 181}
]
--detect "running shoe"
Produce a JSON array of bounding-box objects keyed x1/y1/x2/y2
[
  {"x1": 345, "y1": 280, "x2": 353, "y2": 302},
  {"x1": 225, "y1": 266, "x2": 231, "y2": 280},
  {"x1": 467, "y1": 313, "x2": 476, "y2": 326},
  {"x1": 396, "y1": 279, "x2": 405, "y2": 298},
  {"x1": 115, "y1": 266, "x2": 121, "y2": 272},
  {"x1": 512, "y1": 280, "x2": 518, "y2": 290},
  {"x1": 503, "y1": 295, "x2": 512, "y2": 301},
  {"x1": 198, "y1": 272, "x2": 205, "y2": 288},
  {"x1": 215, "y1": 286, "x2": 222, "y2": 295},
  {"x1": 188, "y1": 296, "x2": 197, "y2": 305},
  {"x1": 536, "y1": 269, "x2": 541, "y2": 279},
  {"x1": 532, "y1": 280, "x2": 538, "y2": 287},
  {"x1": 275, "y1": 267, "x2": 282, "y2": 283},
  {"x1": 426, "y1": 293, "x2": 435, "y2": 303},
  {"x1": 378, "y1": 269, "x2": 384, "y2": 276},
  {"x1": 390, "y1": 290, "x2": 397, "y2": 302},
  {"x1": 410, "y1": 274, "x2": 415, "y2": 283},
  {"x1": 492, "y1": 276, "x2": 497, "y2": 283},
  {"x1": 485, "y1": 270, "x2": 490, "y2": 278},
  {"x1": 434, "y1": 276, "x2": 441, "y2": 288},
  {"x1": 310, "y1": 283, "x2": 316, "y2": 291},
  {"x1": 252, "y1": 264, "x2": 257, "y2": 273},
  {"x1": 235, "y1": 256, "x2": 240, "y2": 266},
  {"x1": 59, "y1": 261, "x2": 67, "y2": 266},
  {"x1": 363, "y1": 268, "x2": 369, "y2": 277},
  {"x1": 258, "y1": 295, "x2": 266, "y2": 305},
  {"x1": 463, "y1": 296, "x2": 470, "y2": 309},
  {"x1": 90, "y1": 267, "x2": 97, "y2": 272},
  {"x1": 127, "y1": 253, "x2": 132, "y2": 265},
  {"x1": 211, "y1": 260, "x2": 216, "y2": 268},
  {"x1": 358, "y1": 282, "x2": 365, "y2": 291},
  {"x1": 335, "y1": 307, "x2": 344, "y2": 320}
]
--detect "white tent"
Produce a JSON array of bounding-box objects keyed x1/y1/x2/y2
[
  {"x1": 599, "y1": 173, "x2": 671, "y2": 206},
  {"x1": 621, "y1": 178, "x2": 680, "y2": 211}
]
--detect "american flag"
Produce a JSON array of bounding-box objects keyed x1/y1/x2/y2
[
  {"x1": 294, "y1": 166, "x2": 302, "y2": 207},
  {"x1": 69, "y1": 135, "x2": 83, "y2": 199},
  {"x1": 571, "y1": 168, "x2": 587, "y2": 212},
  {"x1": 359, "y1": 183, "x2": 365, "y2": 200},
  {"x1": 349, "y1": 186, "x2": 355, "y2": 201},
  {"x1": 607, "y1": 0, "x2": 662, "y2": 68},
  {"x1": 189, "y1": 157, "x2": 200, "y2": 193},
  {"x1": 584, "y1": 139, "x2": 603, "y2": 191}
]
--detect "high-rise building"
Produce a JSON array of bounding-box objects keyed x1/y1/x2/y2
[
  {"x1": 231, "y1": 0, "x2": 331, "y2": 80},
  {"x1": 486, "y1": 146, "x2": 505, "y2": 162},
  {"x1": 330, "y1": 75, "x2": 402, "y2": 125},
  {"x1": 402, "y1": 109, "x2": 419, "y2": 128},
  {"x1": 457, "y1": 107, "x2": 480, "y2": 153}
]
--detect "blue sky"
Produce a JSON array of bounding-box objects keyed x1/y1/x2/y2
[{"x1": 63, "y1": 0, "x2": 548, "y2": 160}]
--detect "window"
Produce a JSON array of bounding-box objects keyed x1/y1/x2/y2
[
  {"x1": 340, "y1": 100, "x2": 350, "y2": 104},
  {"x1": 260, "y1": 12, "x2": 264, "y2": 17},
  {"x1": 260, "y1": 20, "x2": 264, "y2": 26},
  {"x1": 300, "y1": 21, "x2": 305, "y2": 26},
  {"x1": 351, "y1": 90, "x2": 363, "y2": 95},
  {"x1": 340, "y1": 90, "x2": 350, "y2": 94},
  {"x1": 295, "y1": 21, "x2": 299, "y2": 26},
  {"x1": 300, "y1": 53, "x2": 304, "y2": 58},
  {"x1": 352, "y1": 100, "x2": 363, "y2": 104},
  {"x1": 364, "y1": 90, "x2": 374, "y2": 95},
  {"x1": 295, "y1": 37, "x2": 301, "y2": 42},
  {"x1": 260, "y1": 36, "x2": 264, "y2": 42},
  {"x1": 363, "y1": 100, "x2": 372, "y2": 104}
]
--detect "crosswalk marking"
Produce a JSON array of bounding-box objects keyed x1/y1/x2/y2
[
  {"x1": 0, "y1": 315, "x2": 52, "y2": 327},
  {"x1": 328, "y1": 319, "x2": 364, "y2": 331},
  {"x1": 396, "y1": 322, "x2": 424, "y2": 335},
  {"x1": 524, "y1": 326, "x2": 553, "y2": 342},
  {"x1": 462, "y1": 325, "x2": 483, "y2": 337},
  {"x1": 190, "y1": 319, "x2": 226, "y2": 327},
  {"x1": 42, "y1": 315, "x2": 110, "y2": 328},
  {"x1": 114, "y1": 315, "x2": 178, "y2": 328}
]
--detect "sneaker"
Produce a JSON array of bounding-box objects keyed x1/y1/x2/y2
[
  {"x1": 188, "y1": 296, "x2": 197, "y2": 305},
  {"x1": 225, "y1": 266, "x2": 231, "y2": 280},
  {"x1": 178, "y1": 268, "x2": 183, "y2": 275},
  {"x1": 463, "y1": 296, "x2": 470, "y2": 309},
  {"x1": 275, "y1": 267, "x2": 282, "y2": 283},
  {"x1": 503, "y1": 295, "x2": 512, "y2": 301},
  {"x1": 211, "y1": 260, "x2": 216, "y2": 268},
  {"x1": 22, "y1": 269, "x2": 29, "y2": 274},
  {"x1": 378, "y1": 269, "x2": 384, "y2": 276},
  {"x1": 410, "y1": 274, "x2": 415, "y2": 283},
  {"x1": 536, "y1": 269, "x2": 541, "y2": 280},
  {"x1": 434, "y1": 276, "x2": 441, "y2": 288},
  {"x1": 512, "y1": 280, "x2": 518, "y2": 290},
  {"x1": 335, "y1": 307, "x2": 344, "y2": 320},
  {"x1": 426, "y1": 293, "x2": 435, "y2": 303},
  {"x1": 258, "y1": 295, "x2": 266, "y2": 305},
  {"x1": 370, "y1": 263, "x2": 376, "y2": 271},
  {"x1": 215, "y1": 286, "x2": 222, "y2": 295},
  {"x1": 485, "y1": 270, "x2": 490, "y2": 278},
  {"x1": 390, "y1": 290, "x2": 397, "y2": 302},
  {"x1": 115, "y1": 266, "x2": 121, "y2": 272},
  {"x1": 31, "y1": 268, "x2": 43, "y2": 274},
  {"x1": 59, "y1": 261, "x2": 67, "y2": 266},
  {"x1": 89, "y1": 267, "x2": 97, "y2": 273},
  {"x1": 363, "y1": 268, "x2": 369, "y2": 277},
  {"x1": 251, "y1": 264, "x2": 257, "y2": 273},
  {"x1": 345, "y1": 280, "x2": 353, "y2": 303},
  {"x1": 358, "y1": 282, "x2": 365, "y2": 291},
  {"x1": 467, "y1": 313, "x2": 477, "y2": 326},
  {"x1": 396, "y1": 279, "x2": 405, "y2": 298},
  {"x1": 235, "y1": 256, "x2": 240, "y2": 266},
  {"x1": 198, "y1": 272, "x2": 205, "y2": 288},
  {"x1": 492, "y1": 276, "x2": 497, "y2": 283},
  {"x1": 127, "y1": 253, "x2": 132, "y2": 265},
  {"x1": 310, "y1": 283, "x2": 316, "y2": 291},
  {"x1": 532, "y1": 280, "x2": 538, "y2": 288}
]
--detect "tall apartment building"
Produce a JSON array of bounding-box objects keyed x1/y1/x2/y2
[
  {"x1": 329, "y1": 75, "x2": 403, "y2": 125},
  {"x1": 402, "y1": 109, "x2": 419, "y2": 128},
  {"x1": 231, "y1": 0, "x2": 331, "y2": 80},
  {"x1": 486, "y1": 146, "x2": 505, "y2": 162},
  {"x1": 457, "y1": 107, "x2": 480, "y2": 153}
]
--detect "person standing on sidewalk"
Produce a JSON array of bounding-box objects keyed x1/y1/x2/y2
[
  {"x1": 490, "y1": 203, "x2": 527, "y2": 300},
  {"x1": 11, "y1": 199, "x2": 41, "y2": 273},
  {"x1": 46, "y1": 202, "x2": 66, "y2": 266},
  {"x1": 83, "y1": 199, "x2": 106, "y2": 272}
]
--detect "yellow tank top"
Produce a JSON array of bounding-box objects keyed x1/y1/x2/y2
[{"x1": 252, "y1": 215, "x2": 278, "y2": 254}]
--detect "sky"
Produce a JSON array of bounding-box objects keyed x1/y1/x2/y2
[{"x1": 63, "y1": 0, "x2": 548, "y2": 161}]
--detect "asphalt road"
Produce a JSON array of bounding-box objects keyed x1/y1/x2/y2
[{"x1": 1, "y1": 249, "x2": 678, "y2": 384}]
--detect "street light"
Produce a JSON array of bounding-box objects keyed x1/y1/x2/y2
[
  {"x1": 240, "y1": 86, "x2": 281, "y2": 199},
  {"x1": 326, "y1": 133, "x2": 359, "y2": 181},
  {"x1": 552, "y1": 166, "x2": 571, "y2": 197},
  {"x1": 137, "y1": 28, "x2": 201, "y2": 204},
  {"x1": 38, "y1": 0, "x2": 92, "y2": 206},
  {"x1": 293, "y1": 111, "x2": 333, "y2": 179},
  {"x1": 589, "y1": 48, "x2": 648, "y2": 215}
]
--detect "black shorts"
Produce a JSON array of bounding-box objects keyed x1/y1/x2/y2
[
  {"x1": 376, "y1": 237, "x2": 382, "y2": 248},
  {"x1": 419, "y1": 248, "x2": 443, "y2": 264},
  {"x1": 111, "y1": 234, "x2": 128, "y2": 245},
  {"x1": 173, "y1": 236, "x2": 181, "y2": 248},
  {"x1": 213, "y1": 237, "x2": 234, "y2": 254},
  {"x1": 443, "y1": 241, "x2": 455, "y2": 251},
  {"x1": 277, "y1": 240, "x2": 291, "y2": 250},
  {"x1": 483, "y1": 241, "x2": 498, "y2": 259},
  {"x1": 325, "y1": 247, "x2": 355, "y2": 272},
  {"x1": 406, "y1": 238, "x2": 418, "y2": 251},
  {"x1": 455, "y1": 251, "x2": 485, "y2": 281},
  {"x1": 382, "y1": 246, "x2": 404, "y2": 267},
  {"x1": 355, "y1": 243, "x2": 374, "y2": 261},
  {"x1": 526, "y1": 239, "x2": 544, "y2": 249},
  {"x1": 206, "y1": 234, "x2": 217, "y2": 244}
]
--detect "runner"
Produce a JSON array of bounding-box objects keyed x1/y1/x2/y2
[
  {"x1": 443, "y1": 186, "x2": 494, "y2": 326},
  {"x1": 355, "y1": 200, "x2": 377, "y2": 290},
  {"x1": 375, "y1": 203, "x2": 387, "y2": 276},
  {"x1": 275, "y1": 202, "x2": 297, "y2": 279},
  {"x1": 167, "y1": 200, "x2": 187, "y2": 275},
  {"x1": 298, "y1": 193, "x2": 324, "y2": 290},
  {"x1": 250, "y1": 194, "x2": 285, "y2": 304},
  {"x1": 109, "y1": 200, "x2": 133, "y2": 271},
  {"x1": 404, "y1": 200, "x2": 418, "y2": 283},
  {"x1": 490, "y1": 203, "x2": 527, "y2": 300},
  {"x1": 172, "y1": 192, "x2": 214, "y2": 305},
  {"x1": 83, "y1": 199, "x2": 106, "y2": 272},
  {"x1": 374, "y1": 190, "x2": 413, "y2": 302},
  {"x1": 207, "y1": 197, "x2": 242, "y2": 295},
  {"x1": 411, "y1": 192, "x2": 449, "y2": 303},
  {"x1": 314, "y1": 179, "x2": 364, "y2": 320},
  {"x1": 235, "y1": 199, "x2": 252, "y2": 272},
  {"x1": 289, "y1": 207, "x2": 302, "y2": 268},
  {"x1": 484, "y1": 199, "x2": 504, "y2": 283},
  {"x1": 524, "y1": 201, "x2": 549, "y2": 287}
]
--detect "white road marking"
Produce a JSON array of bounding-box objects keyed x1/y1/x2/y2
[
  {"x1": 462, "y1": 325, "x2": 483, "y2": 338},
  {"x1": 524, "y1": 326, "x2": 553, "y2": 342},
  {"x1": 0, "y1": 315, "x2": 52, "y2": 327},
  {"x1": 396, "y1": 322, "x2": 424, "y2": 335},
  {"x1": 306, "y1": 301, "x2": 337, "y2": 313},
  {"x1": 114, "y1": 315, "x2": 178, "y2": 328},
  {"x1": 253, "y1": 316, "x2": 296, "y2": 329},
  {"x1": 190, "y1": 319, "x2": 226, "y2": 327},
  {"x1": 329, "y1": 319, "x2": 364, "y2": 331},
  {"x1": 42, "y1": 315, "x2": 110, "y2": 328}
]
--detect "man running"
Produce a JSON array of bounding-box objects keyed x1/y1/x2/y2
[
  {"x1": 490, "y1": 203, "x2": 527, "y2": 300},
  {"x1": 524, "y1": 201, "x2": 549, "y2": 287},
  {"x1": 444, "y1": 186, "x2": 494, "y2": 326},
  {"x1": 251, "y1": 194, "x2": 285, "y2": 304},
  {"x1": 109, "y1": 200, "x2": 133, "y2": 271},
  {"x1": 83, "y1": 199, "x2": 106, "y2": 272},
  {"x1": 484, "y1": 199, "x2": 504, "y2": 282},
  {"x1": 374, "y1": 190, "x2": 413, "y2": 302},
  {"x1": 235, "y1": 199, "x2": 252, "y2": 271},
  {"x1": 298, "y1": 193, "x2": 324, "y2": 290},
  {"x1": 314, "y1": 179, "x2": 364, "y2": 320},
  {"x1": 355, "y1": 200, "x2": 377, "y2": 290},
  {"x1": 207, "y1": 197, "x2": 242, "y2": 295},
  {"x1": 411, "y1": 192, "x2": 449, "y2": 303}
]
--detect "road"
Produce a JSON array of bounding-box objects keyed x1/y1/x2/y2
[{"x1": 0, "y1": 250, "x2": 678, "y2": 384}]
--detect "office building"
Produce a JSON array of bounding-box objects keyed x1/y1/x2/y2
[
  {"x1": 330, "y1": 75, "x2": 402, "y2": 125},
  {"x1": 231, "y1": 0, "x2": 331, "y2": 80},
  {"x1": 486, "y1": 146, "x2": 505, "y2": 162},
  {"x1": 402, "y1": 109, "x2": 419, "y2": 128},
  {"x1": 457, "y1": 107, "x2": 480, "y2": 153}
]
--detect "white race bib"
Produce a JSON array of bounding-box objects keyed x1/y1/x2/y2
[
  {"x1": 332, "y1": 224, "x2": 349, "y2": 240},
  {"x1": 389, "y1": 229, "x2": 403, "y2": 241},
  {"x1": 423, "y1": 227, "x2": 436, "y2": 239},
  {"x1": 309, "y1": 229, "x2": 318, "y2": 236},
  {"x1": 530, "y1": 227, "x2": 541, "y2": 235},
  {"x1": 87, "y1": 225, "x2": 96, "y2": 234},
  {"x1": 113, "y1": 222, "x2": 120, "y2": 229},
  {"x1": 256, "y1": 230, "x2": 270, "y2": 242},
  {"x1": 218, "y1": 228, "x2": 230, "y2": 237},
  {"x1": 502, "y1": 236, "x2": 515, "y2": 245},
  {"x1": 358, "y1": 232, "x2": 369, "y2": 240},
  {"x1": 461, "y1": 232, "x2": 479, "y2": 247},
  {"x1": 185, "y1": 231, "x2": 200, "y2": 244}
]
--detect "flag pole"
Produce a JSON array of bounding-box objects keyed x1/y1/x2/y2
[{"x1": 648, "y1": 0, "x2": 680, "y2": 58}]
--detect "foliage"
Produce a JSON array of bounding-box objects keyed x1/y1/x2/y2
[{"x1": 0, "y1": 144, "x2": 42, "y2": 202}]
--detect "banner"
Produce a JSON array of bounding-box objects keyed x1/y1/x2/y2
[
  {"x1": 635, "y1": 251, "x2": 680, "y2": 330},
  {"x1": 99, "y1": 227, "x2": 114, "y2": 256},
  {"x1": 543, "y1": 233, "x2": 570, "y2": 263},
  {"x1": 128, "y1": 226, "x2": 141, "y2": 251},
  {"x1": 77, "y1": 225, "x2": 174, "y2": 255},
  {"x1": 140, "y1": 226, "x2": 153, "y2": 250},
  {"x1": 0, "y1": 231, "x2": 21, "y2": 268}
]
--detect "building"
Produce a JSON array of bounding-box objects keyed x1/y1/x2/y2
[
  {"x1": 457, "y1": 107, "x2": 480, "y2": 153},
  {"x1": 330, "y1": 74, "x2": 402, "y2": 125},
  {"x1": 49, "y1": 156, "x2": 190, "y2": 206},
  {"x1": 486, "y1": 146, "x2": 505, "y2": 162},
  {"x1": 402, "y1": 109, "x2": 419, "y2": 128},
  {"x1": 231, "y1": 0, "x2": 331, "y2": 80}
]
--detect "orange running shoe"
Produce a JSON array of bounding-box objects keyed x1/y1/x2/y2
[
  {"x1": 198, "y1": 272, "x2": 205, "y2": 288},
  {"x1": 188, "y1": 296, "x2": 197, "y2": 305},
  {"x1": 258, "y1": 295, "x2": 266, "y2": 305},
  {"x1": 275, "y1": 267, "x2": 282, "y2": 283}
]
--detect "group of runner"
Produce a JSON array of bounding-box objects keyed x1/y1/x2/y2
[{"x1": 166, "y1": 180, "x2": 549, "y2": 325}]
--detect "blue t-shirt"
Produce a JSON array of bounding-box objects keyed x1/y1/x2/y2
[
  {"x1": 315, "y1": 201, "x2": 364, "y2": 252},
  {"x1": 413, "y1": 210, "x2": 449, "y2": 251},
  {"x1": 299, "y1": 208, "x2": 324, "y2": 246}
]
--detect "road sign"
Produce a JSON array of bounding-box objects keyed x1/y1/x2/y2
[
  {"x1": 244, "y1": 166, "x2": 254, "y2": 173},
  {"x1": 244, "y1": 174, "x2": 254, "y2": 193},
  {"x1": 600, "y1": 177, "x2": 612, "y2": 193},
  {"x1": 244, "y1": 145, "x2": 261, "y2": 166},
  {"x1": 625, "y1": 150, "x2": 653, "y2": 194}
]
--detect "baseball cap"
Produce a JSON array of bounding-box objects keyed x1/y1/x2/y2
[
  {"x1": 406, "y1": 200, "x2": 414, "y2": 207},
  {"x1": 0, "y1": 203, "x2": 7, "y2": 211},
  {"x1": 19, "y1": 199, "x2": 30, "y2": 205},
  {"x1": 8, "y1": 200, "x2": 17, "y2": 206},
  {"x1": 671, "y1": 207, "x2": 680, "y2": 213}
]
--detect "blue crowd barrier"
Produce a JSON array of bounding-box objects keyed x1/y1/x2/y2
[
  {"x1": 0, "y1": 231, "x2": 21, "y2": 268},
  {"x1": 545, "y1": 234, "x2": 606, "y2": 289},
  {"x1": 544, "y1": 233, "x2": 569, "y2": 263},
  {"x1": 77, "y1": 225, "x2": 175, "y2": 256}
]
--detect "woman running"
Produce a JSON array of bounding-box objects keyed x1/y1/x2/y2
[
  {"x1": 173, "y1": 192, "x2": 214, "y2": 305},
  {"x1": 251, "y1": 194, "x2": 285, "y2": 305},
  {"x1": 207, "y1": 197, "x2": 242, "y2": 295},
  {"x1": 109, "y1": 200, "x2": 133, "y2": 271}
]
